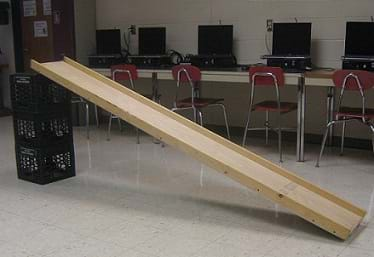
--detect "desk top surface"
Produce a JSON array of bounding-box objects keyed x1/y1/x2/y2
[
  {"x1": 94, "y1": 66, "x2": 336, "y2": 80},
  {"x1": 93, "y1": 67, "x2": 337, "y2": 87}
]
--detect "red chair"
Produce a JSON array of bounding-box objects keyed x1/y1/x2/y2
[
  {"x1": 316, "y1": 70, "x2": 374, "y2": 167},
  {"x1": 108, "y1": 64, "x2": 161, "y2": 142},
  {"x1": 242, "y1": 66, "x2": 297, "y2": 162},
  {"x1": 171, "y1": 65, "x2": 230, "y2": 139}
]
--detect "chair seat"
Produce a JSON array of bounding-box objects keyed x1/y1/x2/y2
[
  {"x1": 254, "y1": 101, "x2": 297, "y2": 113},
  {"x1": 176, "y1": 97, "x2": 223, "y2": 108},
  {"x1": 335, "y1": 107, "x2": 374, "y2": 119}
]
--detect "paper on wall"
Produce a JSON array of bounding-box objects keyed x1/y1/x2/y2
[
  {"x1": 34, "y1": 21, "x2": 48, "y2": 38},
  {"x1": 23, "y1": 0, "x2": 37, "y2": 17},
  {"x1": 43, "y1": 0, "x2": 52, "y2": 16}
]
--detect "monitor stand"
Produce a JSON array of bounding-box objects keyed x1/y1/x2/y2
[
  {"x1": 342, "y1": 56, "x2": 374, "y2": 71},
  {"x1": 88, "y1": 54, "x2": 124, "y2": 68},
  {"x1": 184, "y1": 54, "x2": 237, "y2": 68},
  {"x1": 261, "y1": 55, "x2": 312, "y2": 72},
  {"x1": 128, "y1": 55, "x2": 171, "y2": 68}
]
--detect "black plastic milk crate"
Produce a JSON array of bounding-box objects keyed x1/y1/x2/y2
[
  {"x1": 15, "y1": 141, "x2": 76, "y2": 185},
  {"x1": 13, "y1": 111, "x2": 73, "y2": 146},
  {"x1": 10, "y1": 73, "x2": 71, "y2": 113}
]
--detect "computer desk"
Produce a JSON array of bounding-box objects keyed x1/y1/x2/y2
[{"x1": 94, "y1": 67, "x2": 335, "y2": 162}]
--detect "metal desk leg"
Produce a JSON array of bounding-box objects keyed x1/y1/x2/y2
[
  {"x1": 326, "y1": 87, "x2": 335, "y2": 146},
  {"x1": 151, "y1": 72, "x2": 158, "y2": 101},
  {"x1": 297, "y1": 76, "x2": 306, "y2": 162},
  {"x1": 151, "y1": 72, "x2": 163, "y2": 146}
]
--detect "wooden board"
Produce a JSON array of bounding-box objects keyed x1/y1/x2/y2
[{"x1": 31, "y1": 58, "x2": 366, "y2": 240}]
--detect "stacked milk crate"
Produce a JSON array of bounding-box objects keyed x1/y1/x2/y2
[{"x1": 10, "y1": 73, "x2": 75, "y2": 185}]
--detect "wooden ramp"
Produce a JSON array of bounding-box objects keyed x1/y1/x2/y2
[{"x1": 31, "y1": 58, "x2": 366, "y2": 240}]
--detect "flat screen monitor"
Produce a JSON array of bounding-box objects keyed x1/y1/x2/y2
[
  {"x1": 272, "y1": 23, "x2": 312, "y2": 56},
  {"x1": 138, "y1": 27, "x2": 166, "y2": 55},
  {"x1": 345, "y1": 22, "x2": 374, "y2": 56},
  {"x1": 96, "y1": 29, "x2": 122, "y2": 55},
  {"x1": 198, "y1": 25, "x2": 233, "y2": 55}
]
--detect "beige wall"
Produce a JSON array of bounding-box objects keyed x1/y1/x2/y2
[
  {"x1": 74, "y1": 0, "x2": 96, "y2": 65},
  {"x1": 96, "y1": 0, "x2": 374, "y2": 139},
  {"x1": 0, "y1": 0, "x2": 15, "y2": 109}
]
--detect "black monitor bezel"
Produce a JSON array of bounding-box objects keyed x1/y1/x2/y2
[
  {"x1": 272, "y1": 23, "x2": 312, "y2": 56},
  {"x1": 138, "y1": 27, "x2": 167, "y2": 56},
  {"x1": 344, "y1": 22, "x2": 374, "y2": 57},
  {"x1": 198, "y1": 25, "x2": 234, "y2": 55},
  {"x1": 96, "y1": 29, "x2": 122, "y2": 55}
]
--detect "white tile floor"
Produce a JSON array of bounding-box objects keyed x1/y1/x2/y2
[{"x1": 1, "y1": 116, "x2": 374, "y2": 257}]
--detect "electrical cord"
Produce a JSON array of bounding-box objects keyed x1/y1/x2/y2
[
  {"x1": 265, "y1": 31, "x2": 271, "y2": 54},
  {"x1": 123, "y1": 29, "x2": 132, "y2": 54},
  {"x1": 122, "y1": 29, "x2": 133, "y2": 62}
]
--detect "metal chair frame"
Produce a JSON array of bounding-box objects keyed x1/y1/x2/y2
[
  {"x1": 107, "y1": 69, "x2": 140, "y2": 143},
  {"x1": 242, "y1": 71, "x2": 296, "y2": 163},
  {"x1": 171, "y1": 67, "x2": 231, "y2": 139},
  {"x1": 316, "y1": 72, "x2": 374, "y2": 167},
  {"x1": 71, "y1": 96, "x2": 99, "y2": 139}
]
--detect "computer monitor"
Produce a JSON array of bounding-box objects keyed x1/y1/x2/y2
[
  {"x1": 345, "y1": 22, "x2": 374, "y2": 56},
  {"x1": 96, "y1": 29, "x2": 122, "y2": 55},
  {"x1": 198, "y1": 25, "x2": 233, "y2": 55},
  {"x1": 138, "y1": 27, "x2": 166, "y2": 55},
  {"x1": 272, "y1": 23, "x2": 312, "y2": 56}
]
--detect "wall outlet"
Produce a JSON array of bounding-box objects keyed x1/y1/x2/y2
[
  {"x1": 129, "y1": 25, "x2": 136, "y2": 35},
  {"x1": 266, "y1": 19, "x2": 273, "y2": 32}
]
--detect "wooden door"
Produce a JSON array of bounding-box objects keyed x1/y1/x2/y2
[
  {"x1": 52, "y1": 0, "x2": 75, "y2": 60},
  {"x1": 21, "y1": 0, "x2": 54, "y2": 70}
]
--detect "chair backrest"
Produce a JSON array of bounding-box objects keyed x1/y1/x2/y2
[
  {"x1": 172, "y1": 65, "x2": 201, "y2": 85},
  {"x1": 249, "y1": 66, "x2": 285, "y2": 87},
  {"x1": 333, "y1": 70, "x2": 374, "y2": 91},
  {"x1": 110, "y1": 64, "x2": 138, "y2": 81},
  {"x1": 333, "y1": 70, "x2": 374, "y2": 120}
]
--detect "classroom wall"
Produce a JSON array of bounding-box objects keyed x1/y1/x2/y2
[
  {"x1": 95, "y1": 0, "x2": 374, "y2": 140},
  {"x1": 74, "y1": 0, "x2": 96, "y2": 65},
  {"x1": 0, "y1": 0, "x2": 15, "y2": 109}
]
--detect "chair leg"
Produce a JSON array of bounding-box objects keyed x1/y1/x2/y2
[
  {"x1": 94, "y1": 105, "x2": 99, "y2": 128},
  {"x1": 316, "y1": 122, "x2": 336, "y2": 167},
  {"x1": 278, "y1": 113, "x2": 283, "y2": 163},
  {"x1": 107, "y1": 114, "x2": 113, "y2": 141},
  {"x1": 242, "y1": 109, "x2": 253, "y2": 147},
  {"x1": 370, "y1": 124, "x2": 374, "y2": 154},
  {"x1": 136, "y1": 128, "x2": 140, "y2": 144},
  {"x1": 85, "y1": 103, "x2": 90, "y2": 139},
  {"x1": 117, "y1": 118, "x2": 122, "y2": 132},
  {"x1": 222, "y1": 105, "x2": 230, "y2": 140},
  {"x1": 192, "y1": 107, "x2": 197, "y2": 123},
  {"x1": 340, "y1": 119, "x2": 346, "y2": 156},
  {"x1": 198, "y1": 110, "x2": 203, "y2": 126},
  {"x1": 265, "y1": 110, "x2": 269, "y2": 145}
]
